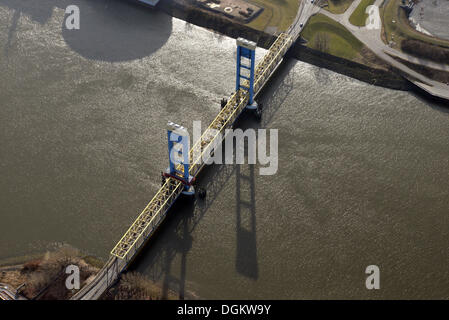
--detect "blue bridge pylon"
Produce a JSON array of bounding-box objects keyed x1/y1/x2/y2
[
  {"x1": 165, "y1": 121, "x2": 195, "y2": 195},
  {"x1": 236, "y1": 38, "x2": 258, "y2": 110}
]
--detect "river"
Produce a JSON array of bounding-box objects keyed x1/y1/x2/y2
[{"x1": 0, "y1": 0, "x2": 448, "y2": 299}]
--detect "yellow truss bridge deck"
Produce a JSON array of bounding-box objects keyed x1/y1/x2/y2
[{"x1": 110, "y1": 33, "x2": 293, "y2": 261}]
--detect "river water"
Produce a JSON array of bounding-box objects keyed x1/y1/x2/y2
[{"x1": 0, "y1": 0, "x2": 448, "y2": 299}]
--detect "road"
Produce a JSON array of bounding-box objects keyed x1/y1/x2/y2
[
  {"x1": 320, "y1": 0, "x2": 449, "y2": 100},
  {"x1": 288, "y1": 0, "x2": 320, "y2": 40}
]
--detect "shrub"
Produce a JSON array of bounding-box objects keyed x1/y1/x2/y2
[
  {"x1": 401, "y1": 39, "x2": 449, "y2": 64},
  {"x1": 21, "y1": 260, "x2": 41, "y2": 273}
]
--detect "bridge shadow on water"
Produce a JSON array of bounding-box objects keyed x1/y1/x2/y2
[
  {"x1": 130, "y1": 59, "x2": 298, "y2": 299},
  {"x1": 0, "y1": 0, "x2": 172, "y2": 62},
  {"x1": 1, "y1": 0, "x2": 299, "y2": 298}
]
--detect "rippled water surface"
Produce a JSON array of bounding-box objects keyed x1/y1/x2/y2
[{"x1": 1, "y1": 0, "x2": 448, "y2": 299}]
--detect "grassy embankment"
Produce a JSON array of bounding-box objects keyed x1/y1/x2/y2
[
  {"x1": 325, "y1": 0, "x2": 354, "y2": 14},
  {"x1": 349, "y1": 0, "x2": 375, "y2": 26},
  {"x1": 381, "y1": 0, "x2": 449, "y2": 51},
  {"x1": 246, "y1": 0, "x2": 299, "y2": 32},
  {"x1": 302, "y1": 13, "x2": 364, "y2": 60}
]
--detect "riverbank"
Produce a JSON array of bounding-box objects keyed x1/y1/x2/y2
[
  {"x1": 0, "y1": 246, "x2": 178, "y2": 300},
  {"x1": 156, "y1": 0, "x2": 410, "y2": 91},
  {"x1": 0, "y1": 246, "x2": 102, "y2": 299}
]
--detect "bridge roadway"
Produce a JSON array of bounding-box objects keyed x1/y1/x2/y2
[
  {"x1": 0, "y1": 283, "x2": 25, "y2": 300},
  {"x1": 71, "y1": 1, "x2": 315, "y2": 300},
  {"x1": 0, "y1": 289, "x2": 15, "y2": 300}
]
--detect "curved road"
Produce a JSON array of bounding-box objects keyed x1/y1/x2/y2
[{"x1": 319, "y1": 0, "x2": 449, "y2": 100}]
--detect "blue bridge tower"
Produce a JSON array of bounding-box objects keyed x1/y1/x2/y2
[
  {"x1": 165, "y1": 121, "x2": 195, "y2": 195},
  {"x1": 236, "y1": 38, "x2": 258, "y2": 110}
]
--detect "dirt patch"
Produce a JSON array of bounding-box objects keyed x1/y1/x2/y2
[
  {"x1": 194, "y1": 0, "x2": 263, "y2": 23},
  {"x1": 1, "y1": 248, "x2": 185, "y2": 300},
  {"x1": 0, "y1": 246, "x2": 100, "y2": 300},
  {"x1": 0, "y1": 268, "x2": 28, "y2": 289}
]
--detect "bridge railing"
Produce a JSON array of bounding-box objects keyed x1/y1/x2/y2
[
  {"x1": 110, "y1": 178, "x2": 184, "y2": 260},
  {"x1": 110, "y1": 32, "x2": 294, "y2": 264},
  {"x1": 182, "y1": 33, "x2": 293, "y2": 177},
  {"x1": 71, "y1": 256, "x2": 118, "y2": 300},
  {"x1": 254, "y1": 33, "x2": 293, "y2": 94}
]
